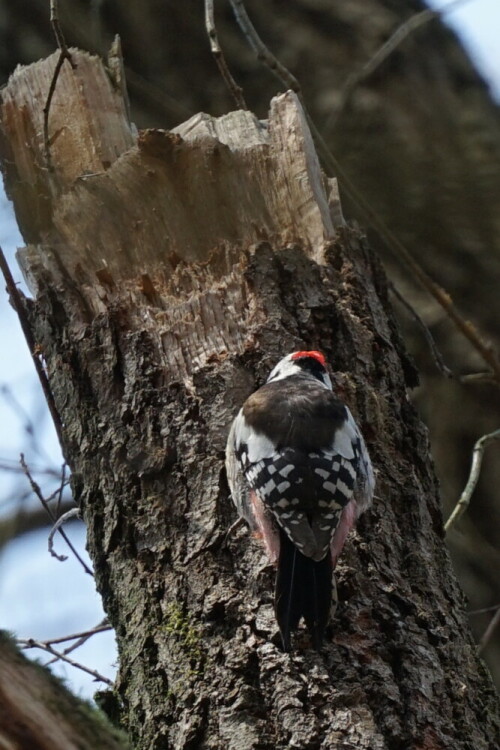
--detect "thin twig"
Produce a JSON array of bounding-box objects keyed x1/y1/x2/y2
[
  {"x1": 0, "y1": 499, "x2": 76, "y2": 549},
  {"x1": 20, "y1": 454, "x2": 93, "y2": 576},
  {"x1": 229, "y1": 0, "x2": 301, "y2": 93},
  {"x1": 25, "y1": 621, "x2": 111, "y2": 647},
  {"x1": 229, "y1": 1, "x2": 500, "y2": 384},
  {"x1": 18, "y1": 638, "x2": 113, "y2": 685},
  {"x1": 459, "y1": 372, "x2": 500, "y2": 386},
  {"x1": 205, "y1": 0, "x2": 248, "y2": 110},
  {"x1": 328, "y1": 0, "x2": 474, "y2": 131},
  {"x1": 0, "y1": 247, "x2": 67, "y2": 452},
  {"x1": 0, "y1": 458, "x2": 62, "y2": 476},
  {"x1": 44, "y1": 0, "x2": 77, "y2": 170},
  {"x1": 50, "y1": 0, "x2": 70, "y2": 50},
  {"x1": 45, "y1": 480, "x2": 71, "y2": 504},
  {"x1": 389, "y1": 281, "x2": 453, "y2": 378},
  {"x1": 444, "y1": 429, "x2": 500, "y2": 534},
  {"x1": 478, "y1": 606, "x2": 500, "y2": 655},
  {"x1": 43, "y1": 619, "x2": 111, "y2": 664},
  {"x1": 48, "y1": 507, "x2": 81, "y2": 561},
  {"x1": 469, "y1": 603, "x2": 500, "y2": 616}
]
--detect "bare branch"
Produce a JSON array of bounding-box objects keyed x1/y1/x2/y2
[
  {"x1": 0, "y1": 457, "x2": 62, "y2": 477},
  {"x1": 389, "y1": 281, "x2": 453, "y2": 378},
  {"x1": 44, "y1": 1, "x2": 77, "y2": 170},
  {"x1": 40, "y1": 620, "x2": 111, "y2": 647},
  {"x1": 229, "y1": 0, "x2": 301, "y2": 92},
  {"x1": 459, "y1": 372, "x2": 500, "y2": 386},
  {"x1": 18, "y1": 638, "x2": 113, "y2": 686},
  {"x1": 49, "y1": 0, "x2": 71, "y2": 51},
  {"x1": 20, "y1": 454, "x2": 93, "y2": 576},
  {"x1": 0, "y1": 498, "x2": 76, "y2": 549},
  {"x1": 309, "y1": 135, "x2": 500, "y2": 385},
  {"x1": 42, "y1": 619, "x2": 112, "y2": 665},
  {"x1": 478, "y1": 605, "x2": 500, "y2": 655},
  {"x1": 469, "y1": 603, "x2": 500, "y2": 616},
  {"x1": 48, "y1": 507, "x2": 81, "y2": 561},
  {"x1": 329, "y1": 0, "x2": 475, "y2": 130},
  {"x1": 46, "y1": 629, "x2": 112, "y2": 665},
  {"x1": 0, "y1": 247, "x2": 67, "y2": 451},
  {"x1": 445, "y1": 429, "x2": 500, "y2": 534},
  {"x1": 205, "y1": 0, "x2": 248, "y2": 110}
]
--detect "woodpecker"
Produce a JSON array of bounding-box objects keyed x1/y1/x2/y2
[{"x1": 225, "y1": 350, "x2": 374, "y2": 650}]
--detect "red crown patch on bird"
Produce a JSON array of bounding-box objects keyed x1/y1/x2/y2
[{"x1": 290, "y1": 350, "x2": 326, "y2": 366}]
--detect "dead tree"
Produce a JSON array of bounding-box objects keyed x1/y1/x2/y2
[{"x1": 1, "y1": 50, "x2": 499, "y2": 750}]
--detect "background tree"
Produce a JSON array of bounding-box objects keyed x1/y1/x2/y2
[{"x1": 0, "y1": 632, "x2": 128, "y2": 750}]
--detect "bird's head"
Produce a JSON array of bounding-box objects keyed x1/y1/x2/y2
[{"x1": 266, "y1": 350, "x2": 332, "y2": 389}]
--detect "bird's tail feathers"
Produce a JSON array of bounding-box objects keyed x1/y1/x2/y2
[{"x1": 275, "y1": 528, "x2": 332, "y2": 651}]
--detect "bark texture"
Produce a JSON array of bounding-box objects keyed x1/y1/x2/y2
[
  {"x1": 1, "y1": 50, "x2": 500, "y2": 749},
  {"x1": 2, "y1": 0, "x2": 500, "y2": 688}
]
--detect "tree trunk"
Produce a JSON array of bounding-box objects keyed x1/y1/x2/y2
[{"x1": 1, "y1": 49, "x2": 499, "y2": 750}]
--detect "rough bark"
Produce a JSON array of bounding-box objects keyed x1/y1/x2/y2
[
  {"x1": 1, "y1": 49, "x2": 499, "y2": 749},
  {"x1": 0, "y1": 632, "x2": 128, "y2": 750},
  {"x1": 2, "y1": 0, "x2": 500, "y2": 688}
]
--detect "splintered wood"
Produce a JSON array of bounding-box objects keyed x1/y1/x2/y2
[{"x1": 1, "y1": 49, "x2": 341, "y2": 380}]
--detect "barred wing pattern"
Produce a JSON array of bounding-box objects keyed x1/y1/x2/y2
[{"x1": 238, "y1": 445, "x2": 359, "y2": 561}]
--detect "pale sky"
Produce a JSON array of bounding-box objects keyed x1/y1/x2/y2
[
  {"x1": 428, "y1": 0, "x2": 500, "y2": 99},
  {"x1": 0, "y1": 1, "x2": 499, "y2": 699}
]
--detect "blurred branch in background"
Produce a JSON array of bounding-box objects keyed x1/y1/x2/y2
[
  {"x1": 389, "y1": 281, "x2": 454, "y2": 378},
  {"x1": 0, "y1": 383, "x2": 59, "y2": 465},
  {"x1": 478, "y1": 606, "x2": 500, "y2": 655},
  {"x1": 0, "y1": 496, "x2": 76, "y2": 549},
  {"x1": 328, "y1": 0, "x2": 477, "y2": 131}
]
